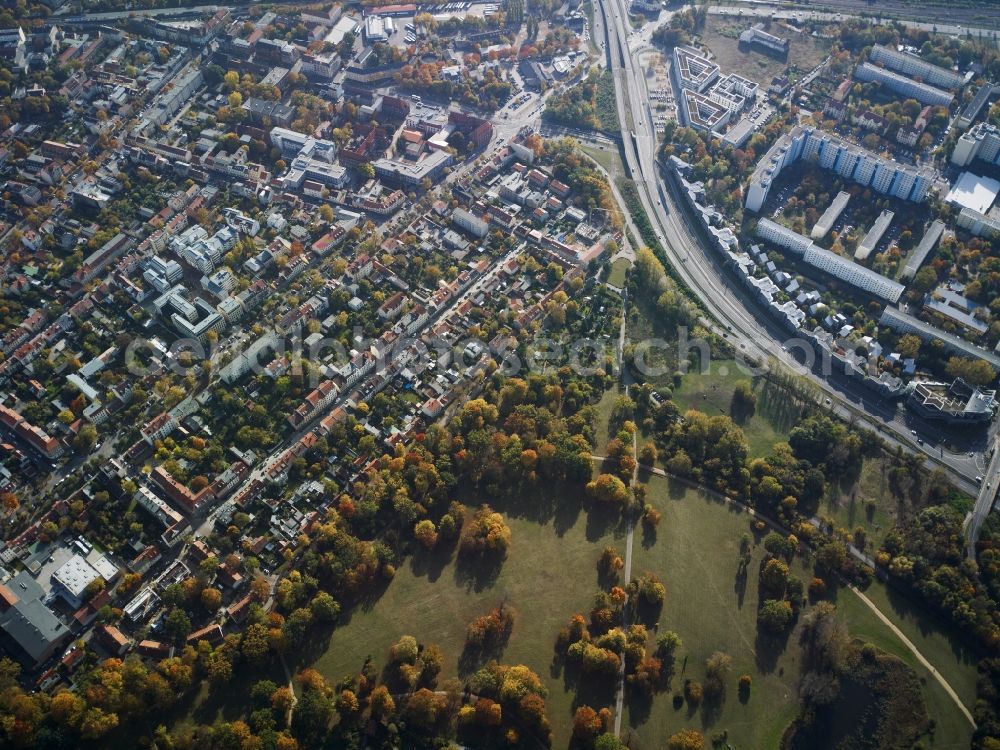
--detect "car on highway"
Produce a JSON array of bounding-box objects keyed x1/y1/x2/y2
[{"x1": 976, "y1": 475, "x2": 983, "y2": 484}]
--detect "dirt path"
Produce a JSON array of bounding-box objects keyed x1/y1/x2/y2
[
  {"x1": 848, "y1": 584, "x2": 975, "y2": 728},
  {"x1": 612, "y1": 424, "x2": 639, "y2": 737}
]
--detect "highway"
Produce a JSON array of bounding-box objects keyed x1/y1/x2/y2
[
  {"x1": 968, "y1": 436, "x2": 1000, "y2": 556},
  {"x1": 592, "y1": 0, "x2": 988, "y2": 501}
]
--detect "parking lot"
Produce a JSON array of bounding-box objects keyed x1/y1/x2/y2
[{"x1": 638, "y1": 49, "x2": 676, "y2": 134}]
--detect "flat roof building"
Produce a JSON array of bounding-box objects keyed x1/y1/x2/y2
[
  {"x1": 952, "y1": 122, "x2": 1000, "y2": 167},
  {"x1": 756, "y1": 218, "x2": 904, "y2": 303},
  {"x1": 0, "y1": 573, "x2": 70, "y2": 666},
  {"x1": 51, "y1": 553, "x2": 115, "y2": 608},
  {"x1": 854, "y1": 62, "x2": 953, "y2": 107},
  {"x1": 746, "y1": 125, "x2": 935, "y2": 213},
  {"x1": 901, "y1": 220, "x2": 945, "y2": 281},
  {"x1": 672, "y1": 45, "x2": 719, "y2": 92},
  {"x1": 855, "y1": 210, "x2": 894, "y2": 261},
  {"x1": 373, "y1": 148, "x2": 453, "y2": 188},
  {"x1": 869, "y1": 45, "x2": 964, "y2": 90},
  {"x1": 880, "y1": 306, "x2": 1000, "y2": 369},
  {"x1": 811, "y1": 191, "x2": 850, "y2": 240},
  {"x1": 945, "y1": 171, "x2": 1000, "y2": 215},
  {"x1": 739, "y1": 25, "x2": 789, "y2": 57},
  {"x1": 908, "y1": 379, "x2": 996, "y2": 424}
]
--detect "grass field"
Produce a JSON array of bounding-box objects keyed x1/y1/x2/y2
[
  {"x1": 631, "y1": 473, "x2": 975, "y2": 749},
  {"x1": 627, "y1": 474, "x2": 805, "y2": 747},
  {"x1": 580, "y1": 144, "x2": 623, "y2": 180},
  {"x1": 700, "y1": 18, "x2": 832, "y2": 87},
  {"x1": 305, "y1": 470, "x2": 978, "y2": 747},
  {"x1": 312, "y1": 495, "x2": 628, "y2": 743},
  {"x1": 593, "y1": 386, "x2": 630, "y2": 447},
  {"x1": 670, "y1": 360, "x2": 805, "y2": 457},
  {"x1": 606, "y1": 257, "x2": 631, "y2": 289},
  {"x1": 819, "y1": 452, "x2": 918, "y2": 552},
  {"x1": 830, "y1": 582, "x2": 978, "y2": 749}
]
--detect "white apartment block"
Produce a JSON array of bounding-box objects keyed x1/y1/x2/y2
[
  {"x1": 854, "y1": 63, "x2": 953, "y2": 107},
  {"x1": 756, "y1": 217, "x2": 813, "y2": 254},
  {"x1": 756, "y1": 219, "x2": 904, "y2": 303},
  {"x1": 745, "y1": 126, "x2": 934, "y2": 212},
  {"x1": 453, "y1": 207, "x2": 489, "y2": 238},
  {"x1": 952, "y1": 122, "x2": 1000, "y2": 167},
  {"x1": 956, "y1": 206, "x2": 1000, "y2": 238},
  {"x1": 869, "y1": 45, "x2": 964, "y2": 90}
]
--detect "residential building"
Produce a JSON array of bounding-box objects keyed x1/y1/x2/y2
[
  {"x1": 756, "y1": 219, "x2": 904, "y2": 302},
  {"x1": 869, "y1": 45, "x2": 964, "y2": 90},
  {"x1": 855, "y1": 210, "x2": 893, "y2": 261},
  {"x1": 952, "y1": 122, "x2": 1000, "y2": 168},
  {"x1": 854, "y1": 62, "x2": 953, "y2": 106},
  {"x1": 745, "y1": 125, "x2": 935, "y2": 212},
  {"x1": 880, "y1": 306, "x2": 1000, "y2": 369},
  {"x1": 811, "y1": 191, "x2": 850, "y2": 239},
  {"x1": 452, "y1": 207, "x2": 489, "y2": 238},
  {"x1": 901, "y1": 220, "x2": 945, "y2": 280}
]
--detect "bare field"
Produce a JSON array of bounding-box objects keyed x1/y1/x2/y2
[{"x1": 700, "y1": 18, "x2": 832, "y2": 87}]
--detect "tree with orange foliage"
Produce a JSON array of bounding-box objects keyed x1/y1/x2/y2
[{"x1": 571, "y1": 704, "x2": 602, "y2": 740}]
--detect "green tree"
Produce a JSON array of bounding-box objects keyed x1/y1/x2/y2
[
  {"x1": 758, "y1": 599, "x2": 793, "y2": 634},
  {"x1": 945, "y1": 356, "x2": 996, "y2": 387}
]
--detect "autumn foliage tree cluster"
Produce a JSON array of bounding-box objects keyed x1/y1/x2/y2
[
  {"x1": 466, "y1": 604, "x2": 515, "y2": 652},
  {"x1": 460, "y1": 505, "x2": 512, "y2": 557},
  {"x1": 555, "y1": 583, "x2": 672, "y2": 699}
]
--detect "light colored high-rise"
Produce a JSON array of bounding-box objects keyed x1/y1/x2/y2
[
  {"x1": 756, "y1": 219, "x2": 904, "y2": 303},
  {"x1": 745, "y1": 126, "x2": 935, "y2": 212}
]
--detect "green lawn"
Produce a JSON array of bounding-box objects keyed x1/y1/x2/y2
[
  {"x1": 671, "y1": 361, "x2": 803, "y2": 457},
  {"x1": 311, "y1": 494, "x2": 628, "y2": 744},
  {"x1": 819, "y1": 454, "x2": 904, "y2": 552},
  {"x1": 629, "y1": 473, "x2": 976, "y2": 749},
  {"x1": 580, "y1": 143, "x2": 625, "y2": 183},
  {"x1": 628, "y1": 474, "x2": 805, "y2": 747},
  {"x1": 606, "y1": 258, "x2": 630, "y2": 290},
  {"x1": 592, "y1": 386, "x2": 631, "y2": 447}
]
